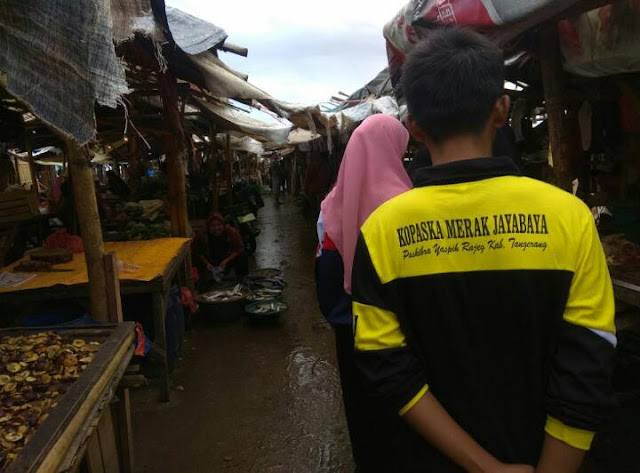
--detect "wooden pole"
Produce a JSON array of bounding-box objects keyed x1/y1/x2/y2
[
  {"x1": 104, "y1": 252, "x2": 123, "y2": 323},
  {"x1": 209, "y1": 122, "x2": 219, "y2": 212},
  {"x1": 539, "y1": 25, "x2": 582, "y2": 192},
  {"x1": 158, "y1": 71, "x2": 189, "y2": 237},
  {"x1": 127, "y1": 132, "x2": 142, "y2": 199},
  {"x1": 64, "y1": 138, "x2": 110, "y2": 323},
  {"x1": 225, "y1": 134, "x2": 233, "y2": 206},
  {"x1": 26, "y1": 136, "x2": 37, "y2": 192}
]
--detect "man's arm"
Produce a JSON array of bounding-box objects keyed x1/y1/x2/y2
[
  {"x1": 352, "y1": 233, "x2": 531, "y2": 473},
  {"x1": 535, "y1": 434, "x2": 585, "y2": 473},
  {"x1": 542, "y1": 209, "x2": 616, "y2": 471},
  {"x1": 404, "y1": 392, "x2": 533, "y2": 473}
]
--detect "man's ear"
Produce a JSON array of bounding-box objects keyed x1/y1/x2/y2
[
  {"x1": 492, "y1": 94, "x2": 511, "y2": 129},
  {"x1": 406, "y1": 115, "x2": 428, "y2": 144}
]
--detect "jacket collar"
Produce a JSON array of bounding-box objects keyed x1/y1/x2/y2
[{"x1": 412, "y1": 156, "x2": 522, "y2": 188}]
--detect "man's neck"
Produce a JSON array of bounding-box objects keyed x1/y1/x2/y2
[{"x1": 427, "y1": 135, "x2": 493, "y2": 166}]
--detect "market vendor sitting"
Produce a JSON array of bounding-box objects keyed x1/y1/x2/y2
[{"x1": 194, "y1": 212, "x2": 248, "y2": 285}]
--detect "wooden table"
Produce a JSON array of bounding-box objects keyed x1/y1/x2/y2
[
  {"x1": 3, "y1": 323, "x2": 136, "y2": 473},
  {"x1": 610, "y1": 266, "x2": 640, "y2": 309},
  {"x1": 0, "y1": 238, "x2": 192, "y2": 402}
]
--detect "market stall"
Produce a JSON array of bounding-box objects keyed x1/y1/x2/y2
[
  {"x1": 0, "y1": 239, "x2": 191, "y2": 402},
  {"x1": 0, "y1": 323, "x2": 135, "y2": 473}
]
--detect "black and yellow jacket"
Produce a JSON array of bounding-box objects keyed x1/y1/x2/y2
[{"x1": 352, "y1": 157, "x2": 616, "y2": 472}]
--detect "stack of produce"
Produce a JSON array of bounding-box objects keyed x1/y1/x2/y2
[
  {"x1": 601, "y1": 234, "x2": 640, "y2": 266},
  {"x1": 0, "y1": 332, "x2": 100, "y2": 470}
]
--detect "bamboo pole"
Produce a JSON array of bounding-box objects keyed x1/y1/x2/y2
[
  {"x1": 539, "y1": 25, "x2": 581, "y2": 192},
  {"x1": 64, "y1": 138, "x2": 109, "y2": 323},
  {"x1": 158, "y1": 71, "x2": 189, "y2": 237}
]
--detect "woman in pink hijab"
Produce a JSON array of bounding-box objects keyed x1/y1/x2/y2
[{"x1": 315, "y1": 114, "x2": 411, "y2": 471}]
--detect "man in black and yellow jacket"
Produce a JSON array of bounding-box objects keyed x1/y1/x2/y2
[{"x1": 352, "y1": 28, "x2": 616, "y2": 473}]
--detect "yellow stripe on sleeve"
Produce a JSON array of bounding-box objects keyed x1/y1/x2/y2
[
  {"x1": 353, "y1": 302, "x2": 406, "y2": 351},
  {"x1": 544, "y1": 416, "x2": 595, "y2": 451},
  {"x1": 399, "y1": 385, "x2": 429, "y2": 416}
]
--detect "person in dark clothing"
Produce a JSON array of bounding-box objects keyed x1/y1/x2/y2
[
  {"x1": 270, "y1": 158, "x2": 284, "y2": 205},
  {"x1": 316, "y1": 114, "x2": 412, "y2": 472},
  {"x1": 194, "y1": 212, "x2": 248, "y2": 284},
  {"x1": 303, "y1": 153, "x2": 331, "y2": 222},
  {"x1": 352, "y1": 27, "x2": 615, "y2": 473}
]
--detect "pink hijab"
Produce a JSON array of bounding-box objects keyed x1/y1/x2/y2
[{"x1": 321, "y1": 114, "x2": 411, "y2": 294}]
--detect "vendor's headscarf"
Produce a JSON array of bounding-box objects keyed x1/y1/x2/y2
[{"x1": 321, "y1": 114, "x2": 411, "y2": 294}]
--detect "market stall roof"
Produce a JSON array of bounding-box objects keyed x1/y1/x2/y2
[
  {"x1": 0, "y1": 0, "x2": 129, "y2": 144},
  {"x1": 345, "y1": 68, "x2": 393, "y2": 103},
  {"x1": 190, "y1": 53, "x2": 272, "y2": 100},
  {"x1": 163, "y1": 6, "x2": 228, "y2": 54},
  {"x1": 195, "y1": 98, "x2": 293, "y2": 145},
  {"x1": 286, "y1": 128, "x2": 322, "y2": 146},
  {"x1": 0, "y1": 0, "x2": 269, "y2": 146},
  {"x1": 215, "y1": 134, "x2": 265, "y2": 155}
]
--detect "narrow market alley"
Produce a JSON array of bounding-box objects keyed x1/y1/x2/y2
[{"x1": 131, "y1": 197, "x2": 353, "y2": 473}]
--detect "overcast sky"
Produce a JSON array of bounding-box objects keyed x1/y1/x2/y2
[{"x1": 166, "y1": 0, "x2": 407, "y2": 105}]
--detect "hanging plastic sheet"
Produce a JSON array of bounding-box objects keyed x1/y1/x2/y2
[
  {"x1": 384, "y1": 0, "x2": 584, "y2": 84},
  {"x1": 559, "y1": 2, "x2": 640, "y2": 78}
]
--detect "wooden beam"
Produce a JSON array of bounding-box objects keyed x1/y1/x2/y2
[
  {"x1": 219, "y1": 42, "x2": 248, "y2": 57},
  {"x1": 539, "y1": 25, "x2": 581, "y2": 192},
  {"x1": 64, "y1": 139, "x2": 109, "y2": 323},
  {"x1": 158, "y1": 71, "x2": 190, "y2": 237},
  {"x1": 104, "y1": 253, "x2": 123, "y2": 323},
  {"x1": 115, "y1": 388, "x2": 135, "y2": 473}
]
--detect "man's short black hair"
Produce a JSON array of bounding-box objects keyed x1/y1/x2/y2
[{"x1": 402, "y1": 26, "x2": 505, "y2": 143}]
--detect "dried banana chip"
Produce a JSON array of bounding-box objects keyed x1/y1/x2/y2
[{"x1": 6, "y1": 363, "x2": 21, "y2": 374}]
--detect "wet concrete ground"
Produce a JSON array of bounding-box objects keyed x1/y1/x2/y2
[
  {"x1": 130, "y1": 195, "x2": 640, "y2": 473},
  {"x1": 132, "y1": 196, "x2": 353, "y2": 473}
]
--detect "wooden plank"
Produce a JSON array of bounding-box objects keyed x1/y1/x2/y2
[
  {"x1": 84, "y1": 434, "x2": 105, "y2": 473},
  {"x1": 96, "y1": 408, "x2": 119, "y2": 473},
  {"x1": 0, "y1": 200, "x2": 32, "y2": 210},
  {"x1": 152, "y1": 292, "x2": 170, "y2": 402},
  {"x1": 612, "y1": 278, "x2": 640, "y2": 308},
  {"x1": 115, "y1": 389, "x2": 134, "y2": 473},
  {"x1": 57, "y1": 345, "x2": 134, "y2": 473},
  {"x1": 0, "y1": 325, "x2": 118, "y2": 336}
]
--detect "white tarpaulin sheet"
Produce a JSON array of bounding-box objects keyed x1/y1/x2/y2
[
  {"x1": 216, "y1": 134, "x2": 265, "y2": 155},
  {"x1": 197, "y1": 98, "x2": 292, "y2": 145},
  {"x1": 191, "y1": 52, "x2": 272, "y2": 101}
]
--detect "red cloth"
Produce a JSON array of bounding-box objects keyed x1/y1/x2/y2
[
  {"x1": 181, "y1": 287, "x2": 198, "y2": 314},
  {"x1": 323, "y1": 233, "x2": 338, "y2": 251},
  {"x1": 44, "y1": 229, "x2": 84, "y2": 253},
  {"x1": 134, "y1": 323, "x2": 147, "y2": 356}
]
